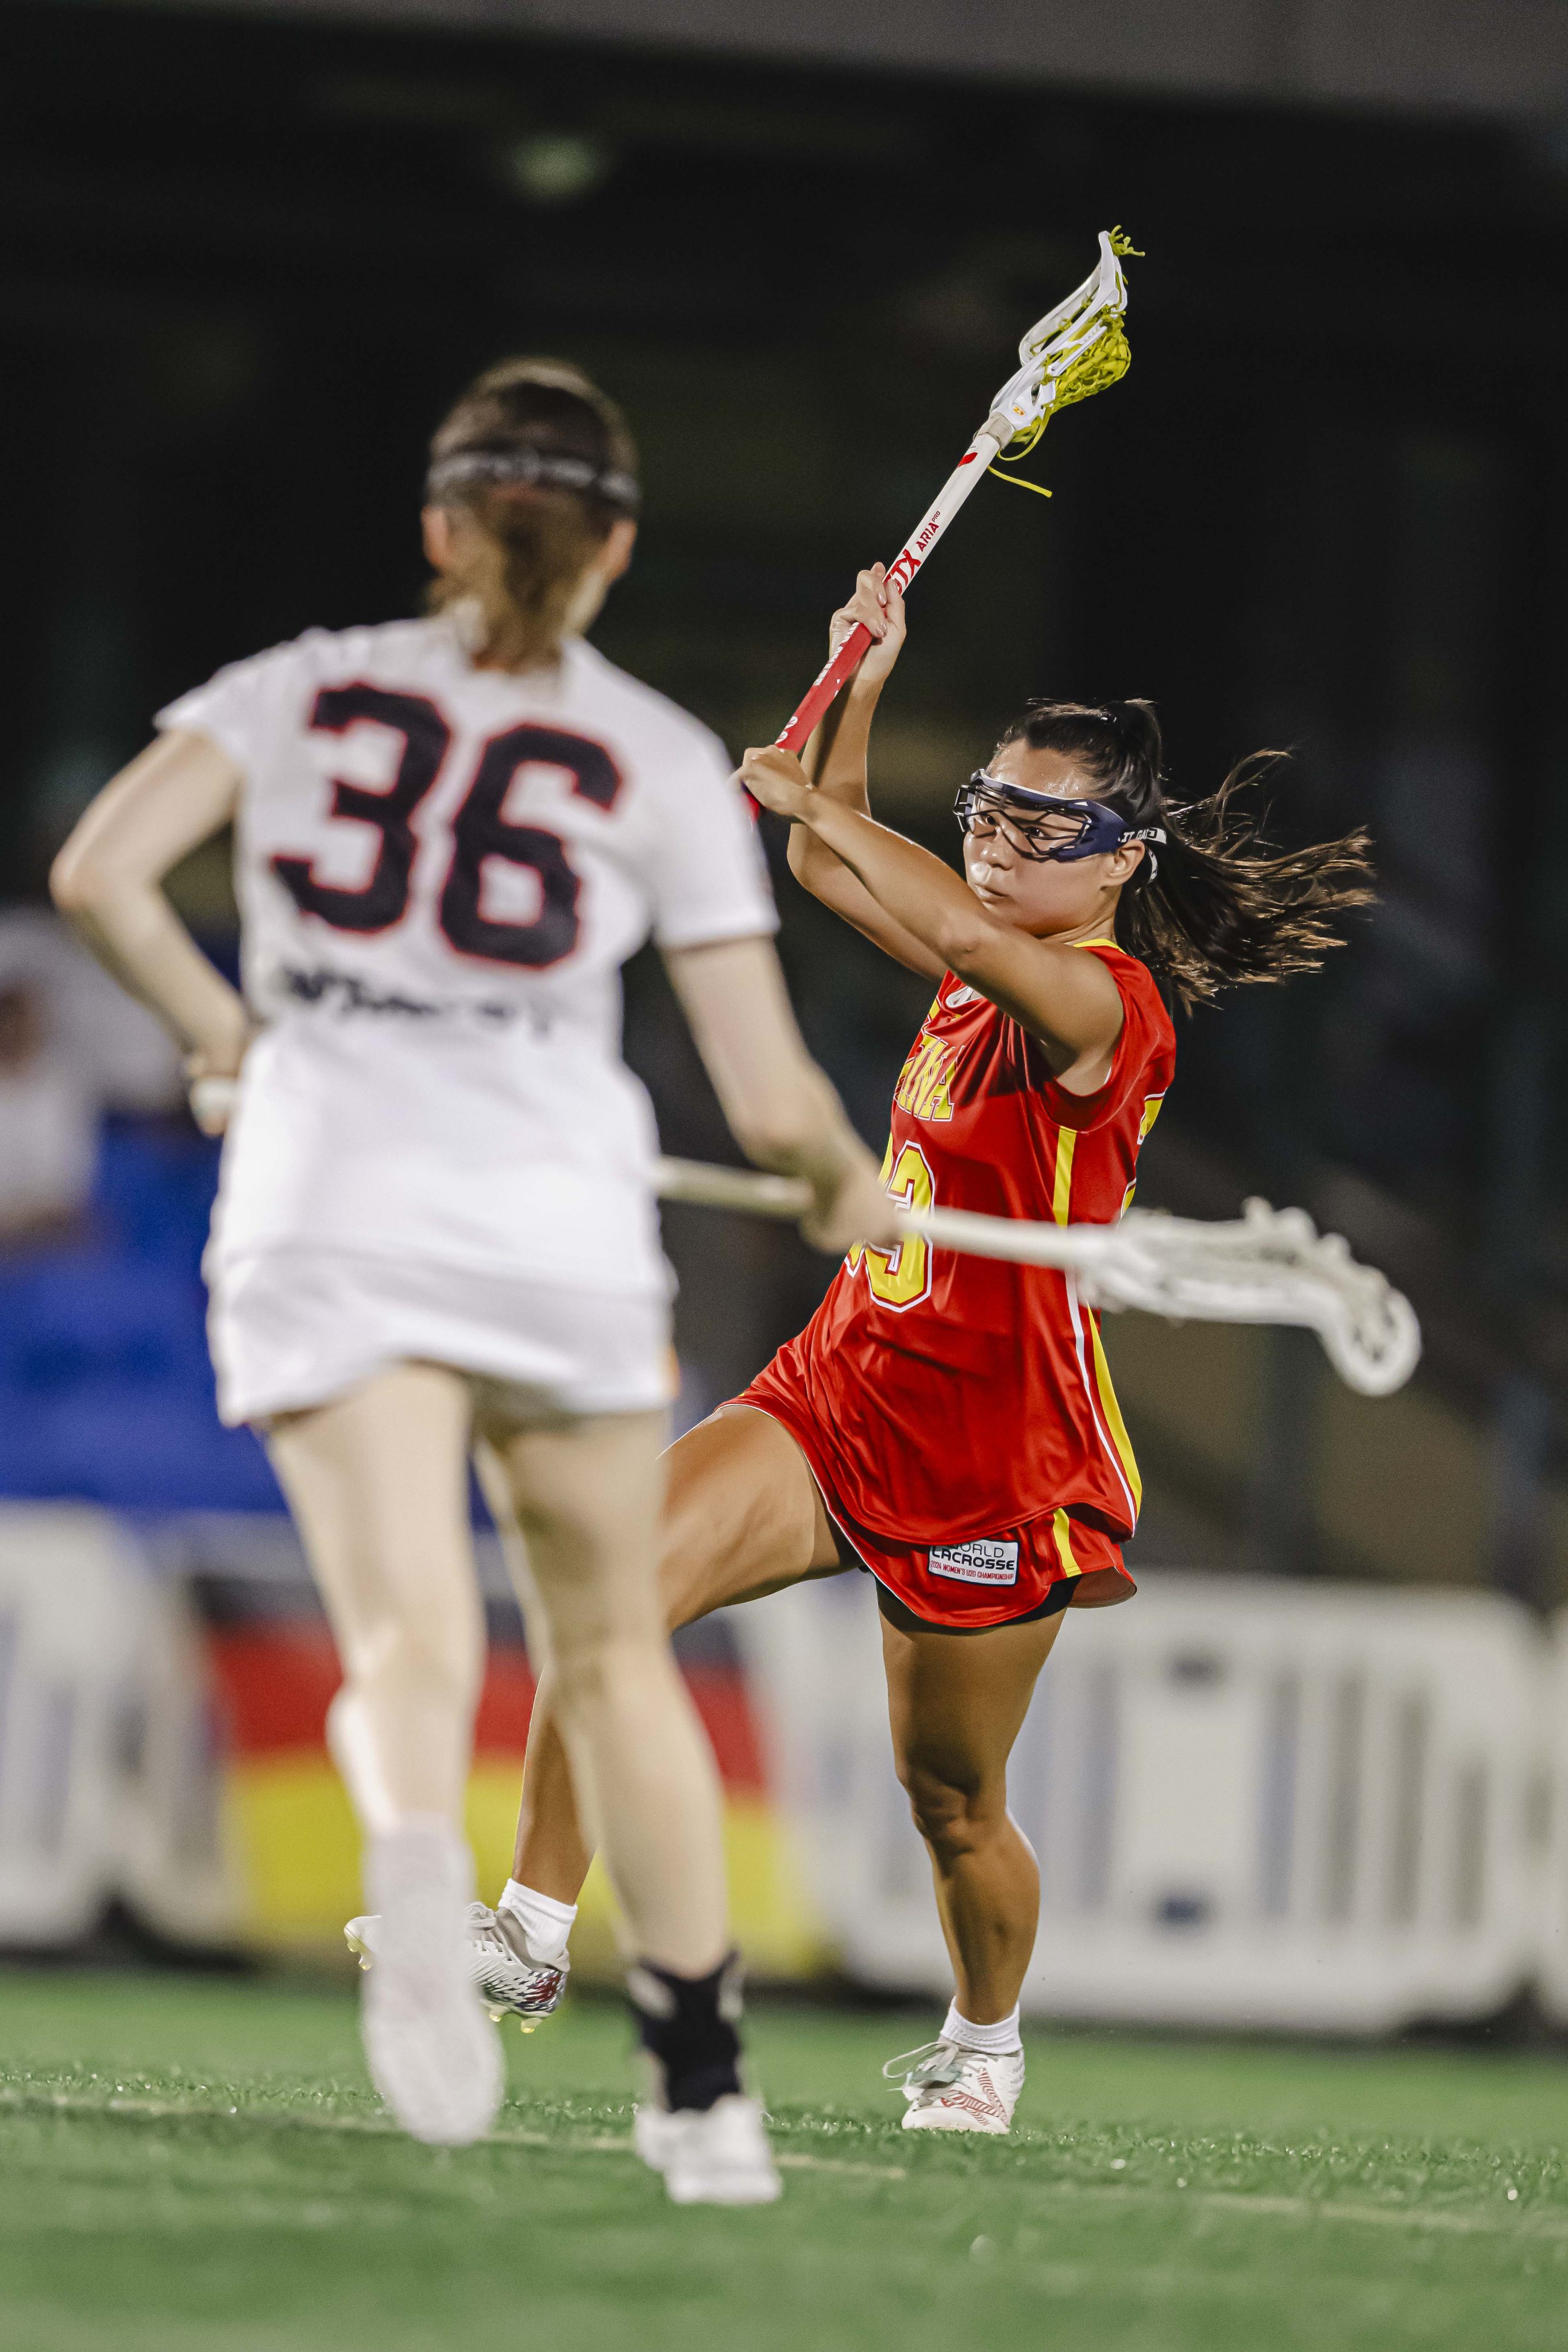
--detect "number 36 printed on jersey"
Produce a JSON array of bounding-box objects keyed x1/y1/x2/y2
[{"x1": 271, "y1": 683, "x2": 620, "y2": 970}]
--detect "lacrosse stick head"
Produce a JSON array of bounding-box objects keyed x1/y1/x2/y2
[
  {"x1": 1088, "y1": 1197, "x2": 1422, "y2": 1398},
  {"x1": 984, "y1": 228, "x2": 1139, "y2": 454},
  {"x1": 1238, "y1": 1199, "x2": 1424, "y2": 1398}
]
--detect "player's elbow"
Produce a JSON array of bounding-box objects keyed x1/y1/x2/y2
[
  {"x1": 932, "y1": 909, "x2": 994, "y2": 974},
  {"x1": 49, "y1": 837, "x2": 112, "y2": 920},
  {"x1": 787, "y1": 830, "x2": 838, "y2": 906}
]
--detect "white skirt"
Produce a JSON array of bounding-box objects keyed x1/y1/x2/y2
[{"x1": 208, "y1": 1246, "x2": 677, "y2": 1427}]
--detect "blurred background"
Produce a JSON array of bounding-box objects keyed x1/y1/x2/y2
[{"x1": 3, "y1": 0, "x2": 1568, "y2": 2013}]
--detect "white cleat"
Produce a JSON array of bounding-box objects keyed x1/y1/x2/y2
[
  {"x1": 356, "y1": 1825, "x2": 503, "y2": 2148},
  {"x1": 634, "y1": 2094, "x2": 782, "y2": 2206},
  {"x1": 883, "y1": 2038, "x2": 1025, "y2": 2135},
  {"x1": 346, "y1": 1901, "x2": 568, "y2": 2029}
]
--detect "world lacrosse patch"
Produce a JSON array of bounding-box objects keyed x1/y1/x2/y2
[{"x1": 926, "y1": 1537, "x2": 1019, "y2": 1587}]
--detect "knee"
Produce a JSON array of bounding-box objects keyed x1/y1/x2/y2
[
  {"x1": 352, "y1": 1613, "x2": 482, "y2": 1713},
  {"x1": 549, "y1": 1627, "x2": 668, "y2": 1718},
  {"x1": 898, "y1": 1762, "x2": 998, "y2": 1866}
]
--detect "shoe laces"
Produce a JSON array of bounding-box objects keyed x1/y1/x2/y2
[
  {"x1": 466, "y1": 1901, "x2": 567, "y2": 1986},
  {"x1": 882, "y1": 2038, "x2": 968, "y2": 2091},
  {"x1": 465, "y1": 1902, "x2": 511, "y2": 1954}
]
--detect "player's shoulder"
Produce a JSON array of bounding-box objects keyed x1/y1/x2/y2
[
  {"x1": 1082, "y1": 939, "x2": 1175, "y2": 1040},
  {"x1": 264, "y1": 615, "x2": 457, "y2": 686},
  {"x1": 188, "y1": 616, "x2": 455, "y2": 701},
  {"x1": 564, "y1": 640, "x2": 732, "y2": 777}
]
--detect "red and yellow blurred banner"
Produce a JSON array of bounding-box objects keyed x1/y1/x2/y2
[{"x1": 206, "y1": 1616, "x2": 829, "y2": 1976}]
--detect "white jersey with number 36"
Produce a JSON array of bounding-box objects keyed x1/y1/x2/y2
[{"x1": 158, "y1": 616, "x2": 775, "y2": 1303}]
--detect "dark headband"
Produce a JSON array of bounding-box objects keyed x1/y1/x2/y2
[{"x1": 426, "y1": 443, "x2": 641, "y2": 516}]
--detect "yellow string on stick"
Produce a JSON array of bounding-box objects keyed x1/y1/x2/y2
[{"x1": 986, "y1": 467, "x2": 1053, "y2": 499}]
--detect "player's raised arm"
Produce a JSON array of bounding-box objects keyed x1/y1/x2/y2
[
  {"x1": 750, "y1": 690, "x2": 1376, "y2": 1097},
  {"x1": 746, "y1": 745, "x2": 1129, "y2": 1088},
  {"x1": 50, "y1": 729, "x2": 250, "y2": 1130},
  {"x1": 787, "y1": 569, "x2": 945, "y2": 982}
]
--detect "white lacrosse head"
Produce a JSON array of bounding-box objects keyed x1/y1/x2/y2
[
  {"x1": 1080, "y1": 1199, "x2": 1423, "y2": 1398},
  {"x1": 985, "y1": 230, "x2": 1133, "y2": 448}
]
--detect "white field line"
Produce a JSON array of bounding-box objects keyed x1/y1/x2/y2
[
  {"x1": 0, "y1": 2088, "x2": 900, "y2": 2179},
  {"x1": 776, "y1": 2153, "x2": 905, "y2": 2180},
  {"x1": 2, "y1": 2087, "x2": 1559, "y2": 2233}
]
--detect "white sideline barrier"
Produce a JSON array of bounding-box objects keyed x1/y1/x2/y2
[
  {"x1": 736, "y1": 1573, "x2": 1548, "y2": 2033},
  {"x1": 0, "y1": 1505, "x2": 240, "y2": 1949},
  {"x1": 1534, "y1": 1613, "x2": 1568, "y2": 2026},
  {"x1": 0, "y1": 1501, "x2": 1559, "y2": 2035}
]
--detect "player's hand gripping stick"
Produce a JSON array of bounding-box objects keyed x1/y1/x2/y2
[
  {"x1": 774, "y1": 229, "x2": 1140, "y2": 754},
  {"x1": 652, "y1": 1156, "x2": 1421, "y2": 1401}
]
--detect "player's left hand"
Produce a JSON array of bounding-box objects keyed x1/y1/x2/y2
[
  {"x1": 800, "y1": 1147, "x2": 903, "y2": 1257},
  {"x1": 831, "y1": 563, "x2": 906, "y2": 693},
  {"x1": 740, "y1": 746, "x2": 813, "y2": 819},
  {"x1": 183, "y1": 1026, "x2": 251, "y2": 1135}
]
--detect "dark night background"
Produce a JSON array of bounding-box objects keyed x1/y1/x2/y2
[{"x1": 4, "y1": 0, "x2": 1567, "y2": 1596}]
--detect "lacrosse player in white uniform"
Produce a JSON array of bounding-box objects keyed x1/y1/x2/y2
[{"x1": 52, "y1": 357, "x2": 890, "y2": 2204}]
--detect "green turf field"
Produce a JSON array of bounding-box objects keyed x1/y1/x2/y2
[{"x1": 1, "y1": 1969, "x2": 1565, "y2": 2351}]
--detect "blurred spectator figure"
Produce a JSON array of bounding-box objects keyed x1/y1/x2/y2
[
  {"x1": 0, "y1": 909, "x2": 274, "y2": 1512},
  {"x1": 0, "y1": 908, "x2": 181, "y2": 1247},
  {"x1": 0, "y1": 975, "x2": 96, "y2": 1242}
]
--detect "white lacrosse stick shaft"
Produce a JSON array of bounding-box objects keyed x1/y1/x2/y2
[
  {"x1": 654, "y1": 1154, "x2": 1090, "y2": 1266},
  {"x1": 652, "y1": 1158, "x2": 1421, "y2": 1399},
  {"x1": 775, "y1": 230, "x2": 1131, "y2": 754}
]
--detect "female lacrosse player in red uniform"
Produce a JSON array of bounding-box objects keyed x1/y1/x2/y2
[{"x1": 403, "y1": 563, "x2": 1371, "y2": 2134}]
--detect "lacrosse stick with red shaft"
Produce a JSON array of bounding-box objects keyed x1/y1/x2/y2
[{"x1": 775, "y1": 227, "x2": 1141, "y2": 755}]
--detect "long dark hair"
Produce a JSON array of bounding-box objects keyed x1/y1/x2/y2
[
  {"x1": 426, "y1": 358, "x2": 638, "y2": 669},
  {"x1": 993, "y1": 699, "x2": 1374, "y2": 1010}
]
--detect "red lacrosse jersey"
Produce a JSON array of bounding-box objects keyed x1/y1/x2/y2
[{"x1": 745, "y1": 941, "x2": 1175, "y2": 1549}]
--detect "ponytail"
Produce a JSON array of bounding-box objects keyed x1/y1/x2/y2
[
  {"x1": 426, "y1": 357, "x2": 639, "y2": 670},
  {"x1": 994, "y1": 700, "x2": 1374, "y2": 1010}
]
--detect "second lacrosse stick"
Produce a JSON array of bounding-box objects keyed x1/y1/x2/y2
[{"x1": 653, "y1": 1156, "x2": 1420, "y2": 1401}]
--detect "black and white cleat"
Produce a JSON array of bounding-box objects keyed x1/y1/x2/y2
[
  {"x1": 883, "y1": 2038, "x2": 1024, "y2": 2134},
  {"x1": 346, "y1": 1901, "x2": 568, "y2": 2032}
]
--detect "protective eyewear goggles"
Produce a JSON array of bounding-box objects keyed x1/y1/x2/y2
[{"x1": 954, "y1": 771, "x2": 1166, "y2": 866}]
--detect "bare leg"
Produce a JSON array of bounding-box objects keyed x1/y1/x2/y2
[
  {"x1": 265, "y1": 1363, "x2": 499, "y2": 2146},
  {"x1": 266, "y1": 1364, "x2": 482, "y2": 1830},
  {"x1": 494, "y1": 1404, "x2": 841, "y2": 1903},
  {"x1": 879, "y1": 1596, "x2": 1065, "y2": 2025}
]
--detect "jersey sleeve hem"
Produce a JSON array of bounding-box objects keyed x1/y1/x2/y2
[
  {"x1": 152, "y1": 702, "x2": 252, "y2": 772},
  {"x1": 1039, "y1": 945, "x2": 1159, "y2": 1131},
  {"x1": 651, "y1": 908, "x2": 781, "y2": 952},
  {"x1": 1040, "y1": 1076, "x2": 1125, "y2": 1131}
]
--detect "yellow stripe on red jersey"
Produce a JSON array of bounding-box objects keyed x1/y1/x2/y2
[{"x1": 764, "y1": 944, "x2": 1176, "y2": 1548}]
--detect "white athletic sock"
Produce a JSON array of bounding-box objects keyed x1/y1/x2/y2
[
  {"x1": 499, "y1": 1879, "x2": 578, "y2": 1966},
  {"x1": 943, "y1": 2000, "x2": 1022, "y2": 2057}
]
